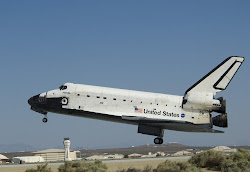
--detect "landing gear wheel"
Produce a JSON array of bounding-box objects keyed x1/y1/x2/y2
[
  {"x1": 154, "y1": 138, "x2": 163, "y2": 144},
  {"x1": 42, "y1": 118, "x2": 48, "y2": 123},
  {"x1": 160, "y1": 138, "x2": 163, "y2": 144}
]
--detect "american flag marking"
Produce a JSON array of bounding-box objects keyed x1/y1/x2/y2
[{"x1": 135, "y1": 107, "x2": 142, "y2": 113}]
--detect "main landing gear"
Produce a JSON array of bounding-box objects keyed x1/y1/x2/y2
[
  {"x1": 137, "y1": 124, "x2": 165, "y2": 145},
  {"x1": 42, "y1": 115, "x2": 48, "y2": 123},
  {"x1": 154, "y1": 137, "x2": 163, "y2": 144}
]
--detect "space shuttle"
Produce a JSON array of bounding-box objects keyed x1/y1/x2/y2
[{"x1": 28, "y1": 56, "x2": 244, "y2": 144}]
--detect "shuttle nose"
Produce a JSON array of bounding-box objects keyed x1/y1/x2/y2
[
  {"x1": 28, "y1": 92, "x2": 47, "y2": 106},
  {"x1": 28, "y1": 94, "x2": 48, "y2": 115},
  {"x1": 28, "y1": 94, "x2": 40, "y2": 106}
]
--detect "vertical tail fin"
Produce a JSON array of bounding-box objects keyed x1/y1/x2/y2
[{"x1": 185, "y1": 56, "x2": 244, "y2": 96}]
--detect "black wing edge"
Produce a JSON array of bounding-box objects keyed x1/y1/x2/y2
[
  {"x1": 204, "y1": 128, "x2": 224, "y2": 133},
  {"x1": 121, "y1": 116, "x2": 187, "y2": 124}
]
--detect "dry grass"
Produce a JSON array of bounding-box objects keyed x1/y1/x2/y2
[{"x1": 0, "y1": 165, "x2": 59, "y2": 172}]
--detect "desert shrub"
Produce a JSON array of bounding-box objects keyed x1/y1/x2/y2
[
  {"x1": 116, "y1": 165, "x2": 152, "y2": 172},
  {"x1": 84, "y1": 160, "x2": 108, "y2": 172},
  {"x1": 25, "y1": 163, "x2": 52, "y2": 172},
  {"x1": 236, "y1": 159, "x2": 250, "y2": 171},
  {"x1": 58, "y1": 161, "x2": 74, "y2": 172},
  {"x1": 117, "y1": 167, "x2": 141, "y2": 172},
  {"x1": 153, "y1": 160, "x2": 202, "y2": 172},
  {"x1": 188, "y1": 150, "x2": 225, "y2": 170},
  {"x1": 228, "y1": 149, "x2": 250, "y2": 162},
  {"x1": 220, "y1": 159, "x2": 245, "y2": 172},
  {"x1": 58, "y1": 160, "x2": 108, "y2": 172},
  {"x1": 220, "y1": 149, "x2": 250, "y2": 172},
  {"x1": 189, "y1": 149, "x2": 250, "y2": 171},
  {"x1": 72, "y1": 161, "x2": 81, "y2": 168},
  {"x1": 143, "y1": 165, "x2": 153, "y2": 172}
]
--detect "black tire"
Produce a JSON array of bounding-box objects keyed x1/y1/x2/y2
[
  {"x1": 42, "y1": 118, "x2": 48, "y2": 123},
  {"x1": 159, "y1": 138, "x2": 163, "y2": 144},
  {"x1": 154, "y1": 138, "x2": 160, "y2": 144},
  {"x1": 154, "y1": 138, "x2": 163, "y2": 144}
]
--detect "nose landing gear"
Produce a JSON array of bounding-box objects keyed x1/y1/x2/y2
[{"x1": 42, "y1": 115, "x2": 48, "y2": 123}]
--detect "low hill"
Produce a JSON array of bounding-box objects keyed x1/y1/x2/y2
[{"x1": 80, "y1": 143, "x2": 207, "y2": 157}]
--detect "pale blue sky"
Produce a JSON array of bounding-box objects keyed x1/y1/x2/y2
[{"x1": 0, "y1": 1, "x2": 250, "y2": 150}]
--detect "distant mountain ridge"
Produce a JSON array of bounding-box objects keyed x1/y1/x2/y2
[
  {"x1": 0, "y1": 143, "x2": 37, "y2": 153},
  {"x1": 80, "y1": 143, "x2": 196, "y2": 157}
]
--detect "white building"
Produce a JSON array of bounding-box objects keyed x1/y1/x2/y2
[
  {"x1": 32, "y1": 149, "x2": 80, "y2": 162},
  {"x1": 12, "y1": 156, "x2": 44, "y2": 164},
  {"x1": 85, "y1": 155, "x2": 107, "y2": 160},
  {"x1": 211, "y1": 146, "x2": 237, "y2": 153},
  {"x1": 128, "y1": 153, "x2": 143, "y2": 158},
  {"x1": 173, "y1": 150, "x2": 192, "y2": 156},
  {"x1": 156, "y1": 152, "x2": 166, "y2": 157},
  {"x1": 85, "y1": 154, "x2": 124, "y2": 160},
  {"x1": 105, "y1": 154, "x2": 124, "y2": 159},
  {"x1": 0, "y1": 154, "x2": 8, "y2": 164},
  {"x1": 63, "y1": 138, "x2": 71, "y2": 161}
]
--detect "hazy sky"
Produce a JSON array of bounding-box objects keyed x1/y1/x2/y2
[{"x1": 0, "y1": 1, "x2": 250, "y2": 150}]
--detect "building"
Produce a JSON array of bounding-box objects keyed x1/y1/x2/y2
[
  {"x1": 156, "y1": 152, "x2": 166, "y2": 157},
  {"x1": 211, "y1": 146, "x2": 237, "y2": 153},
  {"x1": 128, "y1": 153, "x2": 143, "y2": 158},
  {"x1": 173, "y1": 150, "x2": 192, "y2": 156},
  {"x1": 12, "y1": 156, "x2": 44, "y2": 164},
  {"x1": 63, "y1": 138, "x2": 71, "y2": 161},
  {"x1": 105, "y1": 154, "x2": 124, "y2": 159},
  {"x1": 32, "y1": 149, "x2": 81, "y2": 162},
  {"x1": 0, "y1": 154, "x2": 8, "y2": 164},
  {"x1": 85, "y1": 155, "x2": 107, "y2": 161},
  {"x1": 85, "y1": 154, "x2": 124, "y2": 160},
  {"x1": 142, "y1": 152, "x2": 157, "y2": 158},
  {"x1": 195, "y1": 150, "x2": 204, "y2": 154}
]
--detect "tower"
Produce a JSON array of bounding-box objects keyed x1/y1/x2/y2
[{"x1": 63, "y1": 138, "x2": 72, "y2": 161}]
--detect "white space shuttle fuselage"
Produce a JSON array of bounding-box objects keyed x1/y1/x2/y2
[{"x1": 28, "y1": 56, "x2": 245, "y2": 144}]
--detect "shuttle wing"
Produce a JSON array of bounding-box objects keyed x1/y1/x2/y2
[
  {"x1": 121, "y1": 116, "x2": 223, "y2": 133},
  {"x1": 185, "y1": 56, "x2": 244, "y2": 95},
  {"x1": 121, "y1": 115, "x2": 186, "y2": 123}
]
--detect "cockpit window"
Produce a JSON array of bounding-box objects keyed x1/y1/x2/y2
[{"x1": 59, "y1": 85, "x2": 67, "y2": 90}]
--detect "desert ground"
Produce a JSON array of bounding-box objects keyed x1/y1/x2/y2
[{"x1": 0, "y1": 156, "x2": 190, "y2": 172}]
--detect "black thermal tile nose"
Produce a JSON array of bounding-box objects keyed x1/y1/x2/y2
[{"x1": 28, "y1": 95, "x2": 40, "y2": 106}]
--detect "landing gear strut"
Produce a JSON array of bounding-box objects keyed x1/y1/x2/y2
[
  {"x1": 154, "y1": 137, "x2": 163, "y2": 144},
  {"x1": 42, "y1": 115, "x2": 48, "y2": 123},
  {"x1": 137, "y1": 124, "x2": 165, "y2": 145}
]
